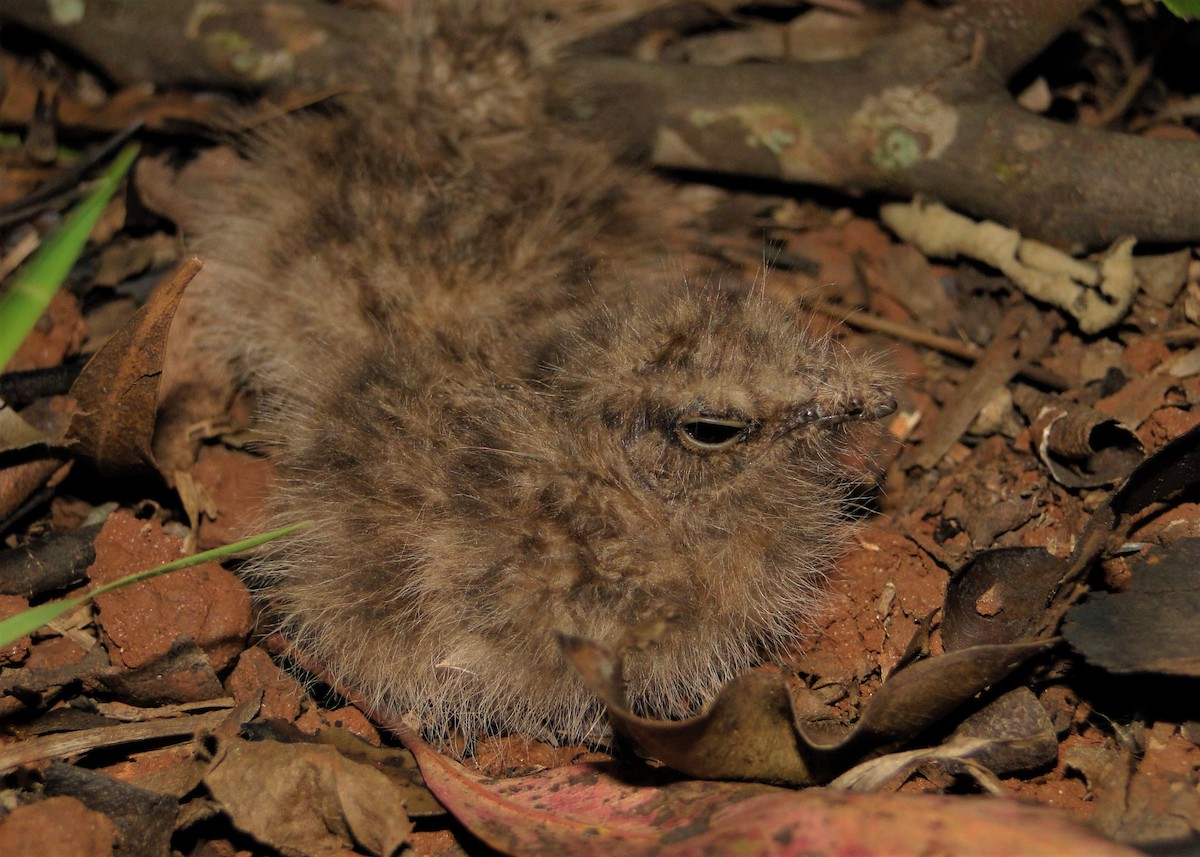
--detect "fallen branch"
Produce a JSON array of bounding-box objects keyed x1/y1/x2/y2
[
  {"x1": 554, "y1": 0, "x2": 1200, "y2": 248},
  {"x1": 3, "y1": 0, "x2": 1197, "y2": 247},
  {"x1": 0, "y1": 708, "x2": 230, "y2": 774}
]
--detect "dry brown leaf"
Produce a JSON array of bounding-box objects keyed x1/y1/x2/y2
[
  {"x1": 562, "y1": 635, "x2": 1052, "y2": 786},
  {"x1": 313, "y1": 729, "x2": 444, "y2": 818},
  {"x1": 61, "y1": 257, "x2": 200, "y2": 472},
  {"x1": 833, "y1": 687, "x2": 1059, "y2": 792},
  {"x1": 1064, "y1": 537, "x2": 1200, "y2": 676},
  {"x1": 943, "y1": 547, "x2": 1067, "y2": 650},
  {"x1": 203, "y1": 736, "x2": 413, "y2": 857},
  {"x1": 0, "y1": 399, "x2": 50, "y2": 453}
]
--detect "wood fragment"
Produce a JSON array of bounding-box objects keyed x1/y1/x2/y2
[
  {"x1": 0, "y1": 709, "x2": 230, "y2": 774},
  {"x1": 804, "y1": 297, "x2": 1068, "y2": 391}
]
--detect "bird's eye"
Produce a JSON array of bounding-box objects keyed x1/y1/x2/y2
[{"x1": 675, "y1": 416, "x2": 750, "y2": 452}]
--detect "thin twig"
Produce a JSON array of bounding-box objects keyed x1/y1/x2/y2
[
  {"x1": 1086, "y1": 60, "x2": 1155, "y2": 129},
  {"x1": 0, "y1": 122, "x2": 143, "y2": 230},
  {"x1": 804, "y1": 298, "x2": 1069, "y2": 391},
  {"x1": 0, "y1": 709, "x2": 230, "y2": 774}
]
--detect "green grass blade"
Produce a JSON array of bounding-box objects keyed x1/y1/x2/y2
[
  {"x1": 86, "y1": 521, "x2": 310, "y2": 598},
  {"x1": 0, "y1": 596, "x2": 90, "y2": 647},
  {"x1": 0, "y1": 143, "x2": 140, "y2": 370},
  {"x1": 0, "y1": 521, "x2": 308, "y2": 647}
]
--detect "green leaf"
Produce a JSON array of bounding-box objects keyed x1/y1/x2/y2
[
  {"x1": 1161, "y1": 0, "x2": 1200, "y2": 19},
  {"x1": 0, "y1": 143, "x2": 140, "y2": 370},
  {"x1": 0, "y1": 521, "x2": 308, "y2": 647}
]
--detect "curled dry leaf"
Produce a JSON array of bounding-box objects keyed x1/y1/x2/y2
[
  {"x1": 565, "y1": 637, "x2": 822, "y2": 785},
  {"x1": 202, "y1": 735, "x2": 413, "y2": 857},
  {"x1": 397, "y1": 727, "x2": 1140, "y2": 857},
  {"x1": 1012, "y1": 386, "x2": 1143, "y2": 489},
  {"x1": 843, "y1": 639, "x2": 1055, "y2": 753},
  {"x1": 60, "y1": 257, "x2": 201, "y2": 473},
  {"x1": 0, "y1": 521, "x2": 101, "y2": 599},
  {"x1": 943, "y1": 547, "x2": 1067, "y2": 650},
  {"x1": 944, "y1": 420, "x2": 1200, "y2": 643},
  {"x1": 1099, "y1": 419, "x2": 1200, "y2": 525},
  {"x1": 829, "y1": 738, "x2": 1008, "y2": 794},
  {"x1": 560, "y1": 635, "x2": 1053, "y2": 786},
  {"x1": 1046, "y1": 418, "x2": 1200, "y2": 625},
  {"x1": 830, "y1": 687, "x2": 1057, "y2": 792}
]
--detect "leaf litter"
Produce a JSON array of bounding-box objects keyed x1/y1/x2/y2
[
  {"x1": 395, "y1": 723, "x2": 1139, "y2": 857},
  {"x1": 560, "y1": 633, "x2": 1054, "y2": 787},
  {"x1": 2, "y1": 3, "x2": 1200, "y2": 856}
]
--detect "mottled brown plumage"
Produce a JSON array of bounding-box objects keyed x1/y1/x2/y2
[{"x1": 172, "y1": 4, "x2": 894, "y2": 743}]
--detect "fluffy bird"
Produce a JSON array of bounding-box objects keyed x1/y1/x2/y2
[{"x1": 170, "y1": 4, "x2": 895, "y2": 743}]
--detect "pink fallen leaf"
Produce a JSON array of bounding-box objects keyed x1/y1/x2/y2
[{"x1": 397, "y1": 726, "x2": 1139, "y2": 857}]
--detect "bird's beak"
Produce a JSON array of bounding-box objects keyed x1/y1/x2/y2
[{"x1": 781, "y1": 388, "x2": 897, "y2": 433}]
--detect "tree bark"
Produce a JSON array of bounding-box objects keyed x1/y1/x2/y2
[
  {"x1": 2, "y1": 0, "x2": 1197, "y2": 248},
  {"x1": 553, "y1": 51, "x2": 1200, "y2": 249},
  {"x1": 0, "y1": 0, "x2": 392, "y2": 93}
]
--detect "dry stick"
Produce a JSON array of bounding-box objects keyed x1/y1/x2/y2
[
  {"x1": 936, "y1": 0, "x2": 1097, "y2": 80},
  {"x1": 710, "y1": 239, "x2": 1067, "y2": 390},
  {"x1": 557, "y1": 1, "x2": 1200, "y2": 248},
  {"x1": 1, "y1": 0, "x2": 1191, "y2": 246},
  {"x1": 901, "y1": 310, "x2": 1027, "y2": 471},
  {"x1": 804, "y1": 298, "x2": 1069, "y2": 391},
  {"x1": 1088, "y1": 60, "x2": 1155, "y2": 129},
  {"x1": 0, "y1": 708, "x2": 230, "y2": 774},
  {"x1": 0, "y1": 123, "x2": 143, "y2": 230}
]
